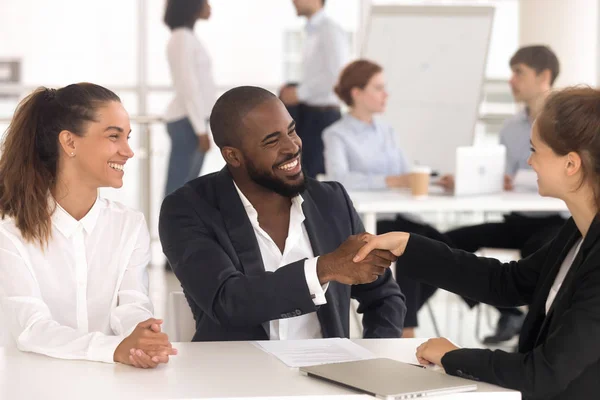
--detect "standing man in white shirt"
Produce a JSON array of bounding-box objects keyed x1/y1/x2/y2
[
  {"x1": 163, "y1": 0, "x2": 216, "y2": 196},
  {"x1": 280, "y1": 0, "x2": 350, "y2": 178}
]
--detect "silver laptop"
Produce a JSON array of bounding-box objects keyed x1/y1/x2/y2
[
  {"x1": 454, "y1": 145, "x2": 506, "y2": 196},
  {"x1": 300, "y1": 358, "x2": 477, "y2": 399}
]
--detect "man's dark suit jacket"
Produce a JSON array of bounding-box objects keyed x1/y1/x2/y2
[
  {"x1": 159, "y1": 168, "x2": 406, "y2": 341},
  {"x1": 399, "y1": 217, "x2": 600, "y2": 400}
]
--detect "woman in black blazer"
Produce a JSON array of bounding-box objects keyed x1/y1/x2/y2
[{"x1": 354, "y1": 87, "x2": 600, "y2": 400}]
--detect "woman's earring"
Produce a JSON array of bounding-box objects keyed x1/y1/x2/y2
[{"x1": 70, "y1": 152, "x2": 75, "y2": 157}]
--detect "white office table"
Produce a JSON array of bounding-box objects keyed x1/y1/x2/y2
[
  {"x1": 0, "y1": 339, "x2": 519, "y2": 399},
  {"x1": 349, "y1": 189, "x2": 567, "y2": 234}
]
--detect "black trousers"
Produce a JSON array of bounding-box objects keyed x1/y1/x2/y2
[
  {"x1": 287, "y1": 103, "x2": 341, "y2": 178},
  {"x1": 377, "y1": 215, "x2": 455, "y2": 328},
  {"x1": 446, "y1": 213, "x2": 567, "y2": 314}
]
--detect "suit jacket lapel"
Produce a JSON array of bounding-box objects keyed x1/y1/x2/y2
[
  {"x1": 215, "y1": 168, "x2": 270, "y2": 336},
  {"x1": 533, "y1": 217, "x2": 600, "y2": 346},
  {"x1": 301, "y1": 190, "x2": 327, "y2": 256},
  {"x1": 536, "y1": 230, "x2": 580, "y2": 312},
  {"x1": 533, "y1": 234, "x2": 580, "y2": 345},
  {"x1": 519, "y1": 221, "x2": 577, "y2": 351},
  {"x1": 302, "y1": 190, "x2": 346, "y2": 338}
]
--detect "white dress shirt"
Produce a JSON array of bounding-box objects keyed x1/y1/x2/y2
[
  {"x1": 0, "y1": 197, "x2": 153, "y2": 363},
  {"x1": 165, "y1": 27, "x2": 217, "y2": 135},
  {"x1": 545, "y1": 238, "x2": 583, "y2": 314},
  {"x1": 233, "y1": 184, "x2": 328, "y2": 340},
  {"x1": 297, "y1": 10, "x2": 350, "y2": 106}
]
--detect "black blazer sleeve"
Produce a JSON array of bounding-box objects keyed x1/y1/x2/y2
[
  {"x1": 441, "y1": 262, "x2": 600, "y2": 399},
  {"x1": 399, "y1": 233, "x2": 600, "y2": 399},
  {"x1": 398, "y1": 234, "x2": 547, "y2": 307},
  {"x1": 336, "y1": 183, "x2": 406, "y2": 338},
  {"x1": 159, "y1": 192, "x2": 317, "y2": 328}
]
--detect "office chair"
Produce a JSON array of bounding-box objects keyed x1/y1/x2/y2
[{"x1": 167, "y1": 291, "x2": 195, "y2": 342}]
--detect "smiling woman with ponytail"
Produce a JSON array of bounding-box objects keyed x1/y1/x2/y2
[
  {"x1": 0, "y1": 83, "x2": 175, "y2": 368},
  {"x1": 0, "y1": 85, "x2": 115, "y2": 245}
]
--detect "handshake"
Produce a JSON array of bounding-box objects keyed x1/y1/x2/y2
[{"x1": 317, "y1": 233, "x2": 397, "y2": 285}]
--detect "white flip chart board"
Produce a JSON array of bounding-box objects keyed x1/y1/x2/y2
[{"x1": 362, "y1": 5, "x2": 494, "y2": 173}]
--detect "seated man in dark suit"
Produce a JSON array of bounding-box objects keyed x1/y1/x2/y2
[{"x1": 159, "y1": 86, "x2": 406, "y2": 341}]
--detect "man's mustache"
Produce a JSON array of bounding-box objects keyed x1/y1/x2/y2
[{"x1": 274, "y1": 150, "x2": 302, "y2": 168}]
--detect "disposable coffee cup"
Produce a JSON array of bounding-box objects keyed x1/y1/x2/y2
[{"x1": 409, "y1": 166, "x2": 431, "y2": 198}]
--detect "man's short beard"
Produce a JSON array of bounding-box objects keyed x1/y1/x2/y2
[{"x1": 246, "y1": 159, "x2": 307, "y2": 198}]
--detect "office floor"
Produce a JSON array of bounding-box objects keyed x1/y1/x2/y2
[{"x1": 148, "y1": 241, "x2": 517, "y2": 352}]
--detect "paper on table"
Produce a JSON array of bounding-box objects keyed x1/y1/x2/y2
[{"x1": 254, "y1": 338, "x2": 376, "y2": 368}]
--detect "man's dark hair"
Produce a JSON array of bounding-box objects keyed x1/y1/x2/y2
[
  {"x1": 510, "y1": 45, "x2": 560, "y2": 86},
  {"x1": 164, "y1": 0, "x2": 206, "y2": 30},
  {"x1": 210, "y1": 86, "x2": 277, "y2": 149},
  {"x1": 322, "y1": 0, "x2": 326, "y2": 6}
]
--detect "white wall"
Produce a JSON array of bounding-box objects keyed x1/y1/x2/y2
[
  {"x1": 0, "y1": 0, "x2": 358, "y2": 92},
  {"x1": 0, "y1": 1, "x2": 137, "y2": 85},
  {"x1": 519, "y1": 0, "x2": 598, "y2": 88}
]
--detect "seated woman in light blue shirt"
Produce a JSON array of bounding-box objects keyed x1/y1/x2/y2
[
  {"x1": 323, "y1": 60, "x2": 454, "y2": 337},
  {"x1": 323, "y1": 61, "x2": 410, "y2": 190}
]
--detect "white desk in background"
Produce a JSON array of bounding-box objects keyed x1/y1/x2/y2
[
  {"x1": 0, "y1": 339, "x2": 519, "y2": 400},
  {"x1": 349, "y1": 188, "x2": 568, "y2": 234}
]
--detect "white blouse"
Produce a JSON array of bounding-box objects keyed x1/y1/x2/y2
[
  {"x1": 0, "y1": 197, "x2": 154, "y2": 363},
  {"x1": 165, "y1": 27, "x2": 217, "y2": 135}
]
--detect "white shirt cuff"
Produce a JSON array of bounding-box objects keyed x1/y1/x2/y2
[
  {"x1": 304, "y1": 257, "x2": 329, "y2": 305},
  {"x1": 87, "y1": 334, "x2": 125, "y2": 364}
]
